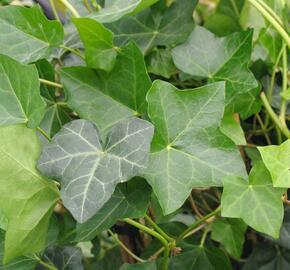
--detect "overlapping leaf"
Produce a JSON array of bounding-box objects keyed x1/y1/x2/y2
[
  {"x1": 60, "y1": 42, "x2": 151, "y2": 132},
  {"x1": 258, "y1": 140, "x2": 290, "y2": 188},
  {"x1": 221, "y1": 162, "x2": 285, "y2": 238},
  {"x1": 107, "y1": 0, "x2": 197, "y2": 53},
  {"x1": 0, "y1": 125, "x2": 59, "y2": 263},
  {"x1": 211, "y1": 218, "x2": 247, "y2": 258},
  {"x1": 144, "y1": 80, "x2": 246, "y2": 214},
  {"x1": 38, "y1": 118, "x2": 153, "y2": 223},
  {"x1": 0, "y1": 54, "x2": 46, "y2": 128},
  {"x1": 0, "y1": 5, "x2": 63, "y2": 63},
  {"x1": 172, "y1": 26, "x2": 259, "y2": 118},
  {"x1": 73, "y1": 18, "x2": 118, "y2": 72},
  {"x1": 75, "y1": 178, "x2": 151, "y2": 241}
]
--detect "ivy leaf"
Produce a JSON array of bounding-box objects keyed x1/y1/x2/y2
[
  {"x1": 0, "y1": 54, "x2": 46, "y2": 128},
  {"x1": 0, "y1": 5, "x2": 64, "y2": 63},
  {"x1": 221, "y1": 162, "x2": 285, "y2": 238},
  {"x1": 220, "y1": 112, "x2": 246, "y2": 145},
  {"x1": 144, "y1": 80, "x2": 246, "y2": 215},
  {"x1": 75, "y1": 178, "x2": 151, "y2": 241},
  {"x1": 60, "y1": 42, "x2": 151, "y2": 132},
  {"x1": 0, "y1": 125, "x2": 59, "y2": 263},
  {"x1": 90, "y1": 0, "x2": 141, "y2": 23},
  {"x1": 73, "y1": 18, "x2": 118, "y2": 72},
  {"x1": 36, "y1": 59, "x2": 71, "y2": 137},
  {"x1": 172, "y1": 26, "x2": 259, "y2": 118},
  {"x1": 242, "y1": 244, "x2": 290, "y2": 270},
  {"x1": 170, "y1": 244, "x2": 232, "y2": 270},
  {"x1": 38, "y1": 118, "x2": 154, "y2": 223},
  {"x1": 38, "y1": 246, "x2": 84, "y2": 270},
  {"x1": 107, "y1": 0, "x2": 197, "y2": 53},
  {"x1": 211, "y1": 218, "x2": 247, "y2": 258},
  {"x1": 258, "y1": 140, "x2": 290, "y2": 188},
  {"x1": 0, "y1": 231, "x2": 37, "y2": 270}
]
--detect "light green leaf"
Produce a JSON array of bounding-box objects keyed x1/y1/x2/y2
[
  {"x1": 0, "y1": 54, "x2": 46, "y2": 128},
  {"x1": 211, "y1": 218, "x2": 247, "y2": 258},
  {"x1": 172, "y1": 26, "x2": 259, "y2": 118},
  {"x1": 132, "y1": 0, "x2": 159, "y2": 15},
  {"x1": 0, "y1": 231, "x2": 37, "y2": 270},
  {"x1": 107, "y1": 0, "x2": 197, "y2": 54},
  {"x1": 221, "y1": 162, "x2": 285, "y2": 238},
  {"x1": 60, "y1": 42, "x2": 151, "y2": 132},
  {"x1": 38, "y1": 118, "x2": 153, "y2": 223},
  {"x1": 0, "y1": 5, "x2": 64, "y2": 63},
  {"x1": 220, "y1": 112, "x2": 246, "y2": 145},
  {"x1": 76, "y1": 178, "x2": 151, "y2": 241},
  {"x1": 0, "y1": 125, "x2": 59, "y2": 263},
  {"x1": 73, "y1": 18, "x2": 118, "y2": 72},
  {"x1": 144, "y1": 80, "x2": 246, "y2": 215},
  {"x1": 258, "y1": 140, "x2": 290, "y2": 188}
]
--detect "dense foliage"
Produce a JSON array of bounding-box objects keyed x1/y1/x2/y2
[{"x1": 0, "y1": 0, "x2": 289, "y2": 269}]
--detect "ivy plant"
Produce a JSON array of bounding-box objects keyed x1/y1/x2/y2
[{"x1": 0, "y1": 0, "x2": 289, "y2": 269}]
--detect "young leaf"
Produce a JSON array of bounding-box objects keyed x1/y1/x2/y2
[
  {"x1": 258, "y1": 140, "x2": 290, "y2": 188},
  {"x1": 0, "y1": 54, "x2": 46, "y2": 128},
  {"x1": 75, "y1": 178, "x2": 151, "y2": 241},
  {"x1": 221, "y1": 162, "x2": 285, "y2": 238},
  {"x1": 172, "y1": 26, "x2": 259, "y2": 118},
  {"x1": 38, "y1": 118, "x2": 154, "y2": 223},
  {"x1": 107, "y1": 0, "x2": 197, "y2": 53},
  {"x1": 39, "y1": 246, "x2": 84, "y2": 270},
  {"x1": 73, "y1": 18, "x2": 118, "y2": 72},
  {"x1": 60, "y1": 42, "x2": 151, "y2": 132},
  {"x1": 0, "y1": 5, "x2": 64, "y2": 63},
  {"x1": 0, "y1": 125, "x2": 59, "y2": 263},
  {"x1": 144, "y1": 80, "x2": 246, "y2": 215},
  {"x1": 211, "y1": 218, "x2": 247, "y2": 258}
]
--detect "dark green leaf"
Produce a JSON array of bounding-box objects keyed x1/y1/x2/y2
[
  {"x1": 107, "y1": 0, "x2": 197, "y2": 54},
  {"x1": 76, "y1": 178, "x2": 151, "y2": 241},
  {"x1": 0, "y1": 54, "x2": 46, "y2": 128},
  {"x1": 38, "y1": 118, "x2": 153, "y2": 223},
  {"x1": 0, "y1": 5, "x2": 64, "y2": 63},
  {"x1": 172, "y1": 26, "x2": 259, "y2": 118},
  {"x1": 211, "y1": 218, "x2": 247, "y2": 258},
  {"x1": 120, "y1": 262, "x2": 156, "y2": 270},
  {"x1": 144, "y1": 80, "x2": 246, "y2": 214}
]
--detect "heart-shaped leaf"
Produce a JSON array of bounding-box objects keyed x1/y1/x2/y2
[
  {"x1": 172, "y1": 26, "x2": 259, "y2": 118},
  {"x1": 221, "y1": 162, "x2": 285, "y2": 238},
  {"x1": 144, "y1": 80, "x2": 246, "y2": 215},
  {"x1": 0, "y1": 54, "x2": 46, "y2": 128},
  {"x1": 0, "y1": 5, "x2": 64, "y2": 63},
  {"x1": 38, "y1": 118, "x2": 154, "y2": 223}
]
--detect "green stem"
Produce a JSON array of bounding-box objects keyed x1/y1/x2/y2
[
  {"x1": 279, "y1": 44, "x2": 288, "y2": 125},
  {"x1": 83, "y1": 0, "x2": 93, "y2": 12},
  {"x1": 200, "y1": 227, "x2": 210, "y2": 247},
  {"x1": 49, "y1": 0, "x2": 61, "y2": 22},
  {"x1": 248, "y1": 0, "x2": 290, "y2": 48},
  {"x1": 39, "y1": 78, "x2": 63, "y2": 89},
  {"x1": 255, "y1": 0, "x2": 283, "y2": 26},
  {"x1": 58, "y1": 0, "x2": 80, "y2": 17},
  {"x1": 37, "y1": 127, "x2": 51, "y2": 141},
  {"x1": 144, "y1": 214, "x2": 175, "y2": 243},
  {"x1": 260, "y1": 92, "x2": 290, "y2": 138},
  {"x1": 34, "y1": 255, "x2": 57, "y2": 270},
  {"x1": 108, "y1": 229, "x2": 146, "y2": 263},
  {"x1": 59, "y1": 45, "x2": 85, "y2": 60},
  {"x1": 123, "y1": 218, "x2": 170, "y2": 270},
  {"x1": 178, "y1": 206, "x2": 221, "y2": 240},
  {"x1": 256, "y1": 113, "x2": 272, "y2": 144}
]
